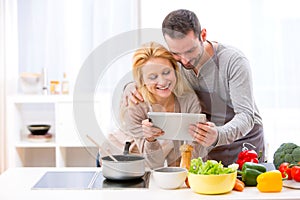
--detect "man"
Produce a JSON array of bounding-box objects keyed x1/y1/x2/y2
[{"x1": 125, "y1": 9, "x2": 265, "y2": 166}]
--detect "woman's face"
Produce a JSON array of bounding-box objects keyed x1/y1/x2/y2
[{"x1": 142, "y1": 57, "x2": 177, "y2": 100}]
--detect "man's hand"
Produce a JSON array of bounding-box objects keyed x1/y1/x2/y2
[
  {"x1": 188, "y1": 122, "x2": 218, "y2": 147},
  {"x1": 122, "y1": 82, "x2": 144, "y2": 106},
  {"x1": 142, "y1": 119, "x2": 165, "y2": 142}
]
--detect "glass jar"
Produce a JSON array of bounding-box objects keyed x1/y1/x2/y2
[{"x1": 50, "y1": 80, "x2": 60, "y2": 94}]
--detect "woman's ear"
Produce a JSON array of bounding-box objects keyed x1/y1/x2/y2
[{"x1": 200, "y1": 28, "x2": 207, "y2": 42}]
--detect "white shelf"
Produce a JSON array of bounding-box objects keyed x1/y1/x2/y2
[
  {"x1": 57, "y1": 144, "x2": 98, "y2": 148},
  {"x1": 6, "y1": 94, "x2": 97, "y2": 168},
  {"x1": 15, "y1": 139, "x2": 56, "y2": 148},
  {"x1": 15, "y1": 134, "x2": 56, "y2": 147},
  {"x1": 8, "y1": 94, "x2": 73, "y2": 103},
  {"x1": 15, "y1": 142, "x2": 57, "y2": 148}
]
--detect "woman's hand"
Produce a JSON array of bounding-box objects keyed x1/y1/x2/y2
[
  {"x1": 122, "y1": 82, "x2": 144, "y2": 106},
  {"x1": 142, "y1": 119, "x2": 164, "y2": 142},
  {"x1": 189, "y1": 121, "x2": 218, "y2": 147}
]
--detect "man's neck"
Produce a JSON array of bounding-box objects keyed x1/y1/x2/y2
[{"x1": 193, "y1": 41, "x2": 215, "y2": 75}]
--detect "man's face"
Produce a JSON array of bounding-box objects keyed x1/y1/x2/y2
[{"x1": 164, "y1": 31, "x2": 204, "y2": 70}]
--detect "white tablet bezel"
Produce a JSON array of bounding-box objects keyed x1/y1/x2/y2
[{"x1": 147, "y1": 112, "x2": 206, "y2": 141}]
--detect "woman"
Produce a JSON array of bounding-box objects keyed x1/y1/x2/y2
[{"x1": 115, "y1": 42, "x2": 206, "y2": 169}]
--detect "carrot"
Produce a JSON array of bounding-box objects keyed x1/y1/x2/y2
[{"x1": 233, "y1": 178, "x2": 245, "y2": 192}]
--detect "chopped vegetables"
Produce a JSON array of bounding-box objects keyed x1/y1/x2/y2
[{"x1": 189, "y1": 158, "x2": 236, "y2": 175}]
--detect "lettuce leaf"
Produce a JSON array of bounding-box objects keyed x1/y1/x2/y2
[{"x1": 189, "y1": 157, "x2": 236, "y2": 175}]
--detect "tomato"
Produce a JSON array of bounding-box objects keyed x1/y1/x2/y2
[
  {"x1": 279, "y1": 162, "x2": 292, "y2": 180},
  {"x1": 291, "y1": 166, "x2": 300, "y2": 182}
]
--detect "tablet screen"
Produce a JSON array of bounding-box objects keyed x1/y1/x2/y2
[{"x1": 147, "y1": 112, "x2": 206, "y2": 141}]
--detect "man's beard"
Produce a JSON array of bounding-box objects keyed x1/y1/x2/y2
[{"x1": 180, "y1": 52, "x2": 202, "y2": 70}]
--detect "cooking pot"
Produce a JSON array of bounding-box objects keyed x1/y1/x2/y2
[
  {"x1": 102, "y1": 141, "x2": 145, "y2": 180},
  {"x1": 102, "y1": 177, "x2": 146, "y2": 188}
]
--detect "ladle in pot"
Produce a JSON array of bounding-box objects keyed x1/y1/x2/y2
[{"x1": 86, "y1": 134, "x2": 118, "y2": 162}]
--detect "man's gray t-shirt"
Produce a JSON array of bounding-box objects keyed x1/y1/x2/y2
[{"x1": 181, "y1": 42, "x2": 263, "y2": 146}]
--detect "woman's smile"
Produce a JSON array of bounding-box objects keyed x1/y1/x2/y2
[{"x1": 156, "y1": 82, "x2": 171, "y2": 90}]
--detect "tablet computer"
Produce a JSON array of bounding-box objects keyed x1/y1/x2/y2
[{"x1": 147, "y1": 112, "x2": 206, "y2": 141}]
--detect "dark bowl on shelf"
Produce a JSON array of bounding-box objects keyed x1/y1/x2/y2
[{"x1": 27, "y1": 124, "x2": 51, "y2": 135}]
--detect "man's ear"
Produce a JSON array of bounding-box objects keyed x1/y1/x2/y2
[{"x1": 200, "y1": 28, "x2": 207, "y2": 42}]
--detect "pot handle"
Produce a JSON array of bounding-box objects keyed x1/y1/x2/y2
[{"x1": 124, "y1": 141, "x2": 131, "y2": 155}]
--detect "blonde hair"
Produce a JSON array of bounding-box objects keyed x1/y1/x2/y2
[{"x1": 132, "y1": 42, "x2": 193, "y2": 104}]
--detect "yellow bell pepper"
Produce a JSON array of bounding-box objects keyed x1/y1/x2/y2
[{"x1": 256, "y1": 170, "x2": 282, "y2": 192}]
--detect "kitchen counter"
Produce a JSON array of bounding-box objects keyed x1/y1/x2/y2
[{"x1": 0, "y1": 167, "x2": 299, "y2": 200}]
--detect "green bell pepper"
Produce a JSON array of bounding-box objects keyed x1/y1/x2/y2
[
  {"x1": 242, "y1": 162, "x2": 267, "y2": 173},
  {"x1": 239, "y1": 162, "x2": 267, "y2": 186}
]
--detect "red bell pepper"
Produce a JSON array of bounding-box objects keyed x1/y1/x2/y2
[
  {"x1": 236, "y1": 143, "x2": 259, "y2": 170},
  {"x1": 291, "y1": 165, "x2": 300, "y2": 182},
  {"x1": 236, "y1": 149, "x2": 258, "y2": 170},
  {"x1": 279, "y1": 162, "x2": 292, "y2": 180}
]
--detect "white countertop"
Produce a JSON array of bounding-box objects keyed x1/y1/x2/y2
[{"x1": 0, "y1": 167, "x2": 299, "y2": 200}]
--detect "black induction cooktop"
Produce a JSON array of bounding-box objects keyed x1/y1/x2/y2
[{"x1": 32, "y1": 171, "x2": 150, "y2": 190}]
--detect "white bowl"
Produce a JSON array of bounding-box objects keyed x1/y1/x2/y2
[
  {"x1": 19, "y1": 72, "x2": 42, "y2": 94},
  {"x1": 152, "y1": 167, "x2": 187, "y2": 189}
]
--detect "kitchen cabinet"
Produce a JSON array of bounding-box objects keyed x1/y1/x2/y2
[{"x1": 6, "y1": 95, "x2": 98, "y2": 167}]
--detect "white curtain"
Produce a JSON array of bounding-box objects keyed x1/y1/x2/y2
[
  {"x1": 0, "y1": 0, "x2": 19, "y2": 174},
  {"x1": 17, "y1": 0, "x2": 138, "y2": 94},
  {"x1": 17, "y1": 0, "x2": 139, "y2": 137}
]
